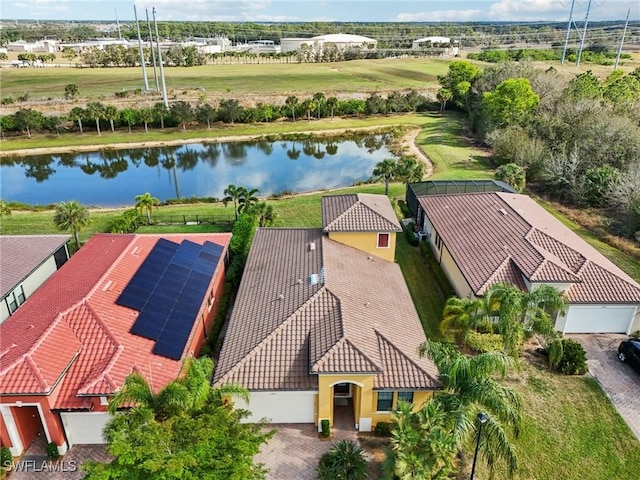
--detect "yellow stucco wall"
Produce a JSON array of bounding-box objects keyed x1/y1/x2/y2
[
  {"x1": 327, "y1": 231, "x2": 396, "y2": 262},
  {"x1": 439, "y1": 245, "x2": 474, "y2": 299},
  {"x1": 317, "y1": 374, "x2": 435, "y2": 430}
]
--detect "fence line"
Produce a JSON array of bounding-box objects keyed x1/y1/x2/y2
[{"x1": 145, "y1": 213, "x2": 235, "y2": 225}]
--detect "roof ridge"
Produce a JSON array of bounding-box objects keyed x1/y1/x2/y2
[
  {"x1": 375, "y1": 330, "x2": 436, "y2": 380},
  {"x1": 478, "y1": 256, "x2": 513, "y2": 294},
  {"x1": 356, "y1": 194, "x2": 400, "y2": 228},
  {"x1": 325, "y1": 201, "x2": 360, "y2": 231},
  {"x1": 83, "y1": 300, "x2": 122, "y2": 351},
  {"x1": 342, "y1": 337, "x2": 383, "y2": 371},
  {"x1": 78, "y1": 345, "x2": 124, "y2": 395},
  {"x1": 24, "y1": 354, "x2": 49, "y2": 391},
  {"x1": 530, "y1": 257, "x2": 580, "y2": 282},
  {"x1": 214, "y1": 287, "x2": 329, "y2": 385},
  {"x1": 526, "y1": 228, "x2": 587, "y2": 274},
  {"x1": 311, "y1": 336, "x2": 382, "y2": 373},
  {"x1": 581, "y1": 260, "x2": 640, "y2": 294}
]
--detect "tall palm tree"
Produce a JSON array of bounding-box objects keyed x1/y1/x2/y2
[
  {"x1": 68, "y1": 107, "x2": 85, "y2": 134},
  {"x1": 326, "y1": 96, "x2": 339, "y2": 120},
  {"x1": 252, "y1": 201, "x2": 277, "y2": 227},
  {"x1": 109, "y1": 356, "x2": 248, "y2": 421},
  {"x1": 237, "y1": 187, "x2": 260, "y2": 214},
  {"x1": 372, "y1": 158, "x2": 397, "y2": 195},
  {"x1": 53, "y1": 200, "x2": 92, "y2": 248},
  {"x1": 104, "y1": 105, "x2": 118, "y2": 133},
  {"x1": 223, "y1": 184, "x2": 242, "y2": 220},
  {"x1": 153, "y1": 102, "x2": 168, "y2": 129},
  {"x1": 86, "y1": 102, "x2": 106, "y2": 136},
  {"x1": 285, "y1": 95, "x2": 298, "y2": 122},
  {"x1": 313, "y1": 92, "x2": 325, "y2": 119},
  {"x1": 138, "y1": 108, "x2": 155, "y2": 134},
  {"x1": 396, "y1": 156, "x2": 425, "y2": 185},
  {"x1": 419, "y1": 340, "x2": 521, "y2": 478},
  {"x1": 440, "y1": 296, "x2": 495, "y2": 346},
  {"x1": 135, "y1": 192, "x2": 160, "y2": 223}
]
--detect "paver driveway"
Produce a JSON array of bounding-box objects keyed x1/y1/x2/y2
[{"x1": 571, "y1": 334, "x2": 640, "y2": 440}]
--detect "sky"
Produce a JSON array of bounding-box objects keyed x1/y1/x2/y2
[{"x1": 2, "y1": 0, "x2": 638, "y2": 23}]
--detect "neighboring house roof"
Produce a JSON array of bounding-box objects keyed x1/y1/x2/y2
[
  {"x1": 0, "y1": 235, "x2": 71, "y2": 298},
  {"x1": 214, "y1": 225, "x2": 440, "y2": 391},
  {"x1": 322, "y1": 194, "x2": 402, "y2": 232},
  {"x1": 418, "y1": 192, "x2": 640, "y2": 304},
  {"x1": 0, "y1": 233, "x2": 231, "y2": 409}
]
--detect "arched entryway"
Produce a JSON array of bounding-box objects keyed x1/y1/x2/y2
[{"x1": 329, "y1": 381, "x2": 362, "y2": 430}]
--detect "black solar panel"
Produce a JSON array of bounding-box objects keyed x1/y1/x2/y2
[{"x1": 119, "y1": 238, "x2": 225, "y2": 361}]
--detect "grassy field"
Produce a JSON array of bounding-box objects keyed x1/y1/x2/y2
[{"x1": 0, "y1": 57, "x2": 450, "y2": 101}]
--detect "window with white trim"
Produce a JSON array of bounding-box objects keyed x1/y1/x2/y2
[
  {"x1": 6, "y1": 285, "x2": 26, "y2": 314},
  {"x1": 377, "y1": 233, "x2": 390, "y2": 249},
  {"x1": 376, "y1": 392, "x2": 393, "y2": 412},
  {"x1": 397, "y1": 391, "x2": 414, "y2": 405}
]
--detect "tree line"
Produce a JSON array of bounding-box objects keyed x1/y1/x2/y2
[
  {"x1": 0, "y1": 89, "x2": 432, "y2": 138},
  {"x1": 437, "y1": 60, "x2": 640, "y2": 243}
]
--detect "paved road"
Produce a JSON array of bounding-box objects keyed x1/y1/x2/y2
[{"x1": 571, "y1": 334, "x2": 640, "y2": 441}]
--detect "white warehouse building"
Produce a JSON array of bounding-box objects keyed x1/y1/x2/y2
[{"x1": 280, "y1": 33, "x2": 377, "y2": 53}]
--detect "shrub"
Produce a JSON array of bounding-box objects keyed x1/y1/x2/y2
[
  {"x1": 109, "y1": 209, "x2": 142, "y2": 233},
  {"x1": 317, "y1": 440, "x2": 368, "y2": 480},
  {"x1": 1, "y1": 96, "x2": 15, "y2": 105},
  {"x1": 404, "y1": 222, "x2": 419, "y2": 246},
  {"x1": 46, "y1": 442, "x2": 60, "y2": 460},
  {"x1": 397, "y1": 199, "x2": 412, "y2": 218},
  {"x1": 466, "y1": 331, "x2": 504, "y2": 353},
  {"x1": 321, "y1": 419, "x2": 331, "y2": 438},
  {"x1": 1, "y1": 446, "x2": 12, "y2": 468},
  {"x1": 556, "y1": 339, "x2": 588, "y2": 375},
  {"x1": 374, "y1": 421, "x2": 392, "y2": 437}
]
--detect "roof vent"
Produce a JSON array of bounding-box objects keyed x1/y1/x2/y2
[
  {"x1": 309, "y1": 242, "x2": 316, "y2": 251},
  {"x1": 309, "y1": 273, "x2": 320, "y2": 286},
  {"x1": 296, "y1": 278, "x2": 303, "y2": 285},
  {"x1": 367, "y1": 255, "x2": 373, "y2": 261},
  {"x1": 499, "y1": 208, "x2": 508, "y2": 216},
  {"x1": 277, "y1": 294, "x2": 284, "y2": 300}
]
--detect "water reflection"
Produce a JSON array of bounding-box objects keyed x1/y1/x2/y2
[{"x1": 0, "y1": 134, "x2": 393, "y2": 207}]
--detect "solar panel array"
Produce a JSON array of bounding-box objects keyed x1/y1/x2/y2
[{"x1": 116, "y1": 238, "x2": 224, "y2": 360}]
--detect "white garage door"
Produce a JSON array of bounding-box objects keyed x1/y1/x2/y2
[
  {"x1": 562, "y1": 305, "x2": 635, "y2": 334},
  {"x1": 60, "y1": 412, "x2": 110, "y2": 446},
  {"x1": 235, "y1": 391, "x2": 316, "y2": 423}
]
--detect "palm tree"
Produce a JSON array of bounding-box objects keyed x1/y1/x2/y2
[
  {"x1": 485, "y1": 282, "x2": 566, "y2": 360},
  {"x1": 285, "y1": 95, "x2": 298, "y2": 122},
  {"x1": 109, "y1": 356, "x2": 248, "y2": 421},
  {"x1": 252, "y1": 201, "x2": 277, "y2": 227},
  {"x1": 86, "y1": 102, "x2": 106, "y2": 136},
  {"x1": 313, "y1": 92, "x2": 325, "y2": 119},
  {"x1": 326, "y1": 96, "x2": 339, "y2": 120},
  {"x1": 372, "y1": 158, "x2": 397, "y2": 195},
  {"x1": 153, "y1": 102, "x2": 168, "y2": 129},
  {"x1": 120, "y1": 108, "x2": 137, "y2": 134},
  {"x1": 138, "y1": 108, "x2": 155, "y2": 134},
  {"x1": 419, "y1": 340, "x2": 521, "y2": 477},
  {"x1": 68, "y1": 107, "x2": 85, "y2": 134},
  {"x1": 223, "y1": 184, "x2": 242, "y2": 221},
  {"x1": 104, "y1": 105, "x2": 118, "y2": 133},
  {"x1": 53, "y1": 200, "x2": 92, "y2": 249},
  {"x1": 440, "y1": 296, "x2": 495, "y2": 346},
  {"x1": 437, "y1": 88, "x2": 453, "y2": 112},
  {"x1": 396, "y1": 156, "x2": 425, "y2": 185},
  {"x1": 238, "y1": 187, "x2": 260, "y2": 214},
  {"x1": 134, "y1": 192, "x2": 160, "y2": 223},
  {"x1": 391, "y1": 400, "x2": 458, "y2": 479}
]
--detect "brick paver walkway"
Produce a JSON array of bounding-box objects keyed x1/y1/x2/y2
[
  {"x1": 256, "y1": 402, "x2": 365, "y2": 479},
  {"x1": 8, "y1": 433, "x2": 112, "y2": 480},
  {"x1": 571, "y1": 334, "x2": 640, "y2": 440}
]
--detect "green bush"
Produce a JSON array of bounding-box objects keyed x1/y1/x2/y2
[
  {"x1": 556, "y1": 339, "x2": 588, "y2": 375},
  {"x1": 374, "y1": 421, "x2": 392, "y2": 437},
  {"x1": 1, "y1": 446, "x2": 12, "y2": 468},
  {"x1": 109, "y1": 209, "x2": 142, "y2": 233},
  {"x1": 404, "y1": 222, "x2": 419, "y2": 246},
  {"x1": 206, "y1": 281, "x2": 233, "y2": 352},
  {"x1": 466, "y1": 331, "x2": 504, "y2": 353},
  {"x1": 317, "y1": 440, "x2": 368, "y2": 480},
  {"x1": 397, "y1": 199, "x2": 412, "y2": 218},
  {"x1": 46, "y1": 442, "x2": 60, "y2": 460},
  {"x1": 320, "y1": 419, "x2": 331, "y2": 437}
]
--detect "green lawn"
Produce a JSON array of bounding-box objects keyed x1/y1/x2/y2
[{"x1": 0, "y1": 57, "x2": 447, "y2": 100}]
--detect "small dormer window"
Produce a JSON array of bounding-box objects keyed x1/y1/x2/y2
[{"x1": 377, "y1": 233, "x2": 390, "y2": 249}]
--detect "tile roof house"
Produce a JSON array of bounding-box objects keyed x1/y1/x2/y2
[
  {"x1": 0, "y1": 235, "x2": 71, "y2": 324},
  {"x1": 416, "y1": 192, "x2": 640, "y2": 334},
  {"x1": 214, "y1": 194, "x2": 440, "y2": 432},
  {"x1": 0, "y1": 233, "x2": 231, "y2": 456}
]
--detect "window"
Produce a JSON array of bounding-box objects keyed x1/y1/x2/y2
[
  {"x1": 376, "y1": 392, "x2": 393, "y2": 412},
  {"x1": 434, "y1": 232, "x2": 443, "y2": 251},
  {"x1": 397, "y1": 392, "x2": 414, "y2": 405},
  {"x1": 6, "y1": 286, "x2": 26, "y2": 315},
  {"x1": 377, "y1": 233, "x2": 390, "y2": 249}
]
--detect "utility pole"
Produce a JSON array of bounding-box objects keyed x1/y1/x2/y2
[
  {"x1": 153, "y1": 7, "x2": 169, "y2": 108},
  {"x1": 561, "y1": 0, "x2": 576, "y2": 64},
  {"x1": 146, "y1": 8, "x2": 160, "y2": 92},
  {"x1": 134, "y1": 4, "x2": 149, "y2": 91},
  {"x1": 576, "y1": 0, "x2": 593, "y2": 67},
  {"x1": 115, "y1": 8, "x2": 122, "y2": 41},
  {"x1": 614, "y1": 9, "x2": 631, "y2": 70}
]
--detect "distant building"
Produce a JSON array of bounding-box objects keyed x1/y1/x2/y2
[
  {"x1": 6, "y1": 40, "x2": 58, "y2": 53},
  {"x1": 412, "y1": 36, "x2": 459, "y2": 56},
  {"x1": 236, "y1": 39, "x2": 280, "y2": 54},
  {"x1": 280, "y1": 33, "x2": 377, "y2": 53}
]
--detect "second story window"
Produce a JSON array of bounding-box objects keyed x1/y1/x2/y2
[{"x1": 377, "y1": 233, "x2": 390, "y2": 248}]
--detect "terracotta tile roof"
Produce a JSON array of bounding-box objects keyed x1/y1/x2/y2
[
  {"x1": 0, "y1": 235, "x2": 71, "y2": 298},
  {"x1": 322, "y1": 194, "x2": 402, "y2": 232},
  {"x1": 0, "y1": 233, "x2": 231, "y2": 408},
  {"x1": 478, "y1": 258, "x2": 527, "y2": 295},
  {"x1": 418, "y1": 192, "x2": 640, "y2": 304},
  {"x1": 215, "y1": 197, "x2": 440, "y2": 392}
]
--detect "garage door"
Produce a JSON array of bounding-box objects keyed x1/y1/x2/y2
[
  {"x1": 561, "y1": 305, "x2": 636, "y2": 334},
  {"x1": 235, "y1": 391, "x2": 316, "y2": 423},
  {"x1": 60, "y1": 412, "x2": 110, "y2": 446}
]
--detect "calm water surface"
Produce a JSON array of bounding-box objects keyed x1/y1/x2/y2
[{"x1": 0, "y1": 135, "x2": 393, "y2": 207}]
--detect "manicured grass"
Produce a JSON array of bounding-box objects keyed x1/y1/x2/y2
[
  {"x1": 0, "y1": 57, "x2": 447, "y2": 100},
  {"x1": 472, "y1": 364, "x2": 640, "y2": 480}
]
